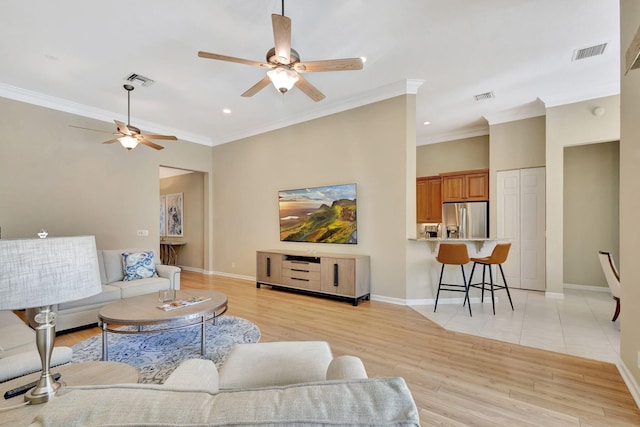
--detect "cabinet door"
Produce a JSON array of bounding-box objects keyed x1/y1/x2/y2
[
  {"x1": 416, "y1": 178, "x2": 430, "y2": 222},
  {"x1": 426, "y1": 178, "x2": 442, "y2": 222},
  {"x1": 256, "y1": 252, "x2": 282, "y2": 284},
  {"x1": 442, "y1": 175, "x2": 465, "y2": 202},
  {"x1": 466, "y1": 172, "x2": 489, "y2": 200},
  {"x1": 320, "y1": 258, "x2": 355, "y2": 296}
]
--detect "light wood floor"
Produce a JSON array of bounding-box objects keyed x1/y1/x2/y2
[{"x1": 54, "y1": 271, "x2": 640, "y2": 426}]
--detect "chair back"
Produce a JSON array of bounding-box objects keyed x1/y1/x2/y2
[
  {"x1": 486, "y1": 243, "x2": 511, "y2": 264},
  {"x1": 436, "y1": 243, "x2": 469, "y2": 265},
  {"x1": 598, "y1": 250, "x2": 621, "y2": 299}
]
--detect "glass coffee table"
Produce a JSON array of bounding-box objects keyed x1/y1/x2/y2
[{"x1": 97, "y1": 289, "x2": 228, "y2": 361}]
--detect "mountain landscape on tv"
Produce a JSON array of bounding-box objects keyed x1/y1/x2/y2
[{"x1": 279, "y1": 184, "x2": 357, "y2": 244}]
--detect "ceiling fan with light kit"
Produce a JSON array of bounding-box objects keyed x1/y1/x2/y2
[
  {"x1": 198, "y1": 0, "x2": 364, "y2": 101},
  {"x1": 71, "y1": 84, "x2": 177, "y2": 151}
]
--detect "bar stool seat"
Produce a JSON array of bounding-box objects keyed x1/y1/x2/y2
[
  {"x1": 434, "y1": 243, "x2": 471, "y2": 316},
  {"x1": 468, "y1": 242, "x2": 513, "y2": 315}
]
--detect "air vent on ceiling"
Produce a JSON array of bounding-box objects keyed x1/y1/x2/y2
[
  {"x1": 473, "y1": 91, "x2": 495, "y2": 101},
  {"x1": 572, "y1": 43, "x2": 607, "y2": 61},
  {"x1": 124, "y1": 73, "x2": 155, "y2": 87}
]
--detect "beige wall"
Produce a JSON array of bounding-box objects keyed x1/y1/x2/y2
[
  {"x1": 0, "y1": 97, "x2": 214, "y2": 264},
  {"x1": 489, "y1": 115, "x2": 546, "y2": 235},
  {"x1": 212, "y1": 95, "x2": 413, "y2": 299},
  {"x1": 620, "y1": 0, "x2": 640, "y2": 394},
  {"x1": 416, "y1": 135, "x2": 489, "y2": 177},
  {"x1": 563, "y1": 142, "x2": 619, "y2": 287},
  {"x1": 160, "y1": 172, "x2": 205, "y2": 270}
]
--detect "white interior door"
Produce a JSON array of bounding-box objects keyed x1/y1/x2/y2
[
  {"x1": 497, "y1": 170, "x2": 521, "y2": 288},
  {"x1": 497, "y1": 167, "x2": 546, "y2": 291},
  {"x1": 520, "y1": 167, "x2": 546, "y2": 291}
]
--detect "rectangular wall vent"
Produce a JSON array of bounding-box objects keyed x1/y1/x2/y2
[
  {"x1": 572, "y1": 43, "x2": 607, "y2": 61},
  {"x1": 124, "y1": 73, "x2": 155, "y2": 87},
  {"x1": 474, "y1": 91, "x2": 495, "y2": 101}
]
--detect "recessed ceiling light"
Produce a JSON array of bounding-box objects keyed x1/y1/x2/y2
[
  {"x1": 222, "y1": 108, "x2": 232, "y2": 114},
  {"x1": 423, "y1": 121, "x2": 431, "y2": 125}
]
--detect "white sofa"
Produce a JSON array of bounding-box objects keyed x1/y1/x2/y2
[
  {"x1": 0, "y1": 311, "x2": 72, "y2": 383},
  {"x1": 27, "y1": 343, "x2": 420, "y2": 426},
  {"x1": 27, "y1": 249, "x2": 181, "y2": 332}
]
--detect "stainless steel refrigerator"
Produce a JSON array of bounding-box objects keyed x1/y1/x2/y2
[{"x1": 442, "y1": 201, "x2": 489, "y2": 239}]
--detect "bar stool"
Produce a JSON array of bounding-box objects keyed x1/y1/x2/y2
[
  {"x1": 434, "y1": 243, "x2": 472, "y2": 316},
  {"x1": 468, "y1": 242, "x2": 513, "y2": 315}
]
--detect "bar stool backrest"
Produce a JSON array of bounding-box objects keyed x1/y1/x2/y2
[
  {"x1": 485, "y1": 243, "x2": 511, "y2": 265},
  {"x1": 436, "y1": 243, "x2": 469, "y2": 265}
]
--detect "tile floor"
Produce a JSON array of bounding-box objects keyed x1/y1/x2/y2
[{"x1": 410, "y1": 287, "x2": 621, "y2": 363}]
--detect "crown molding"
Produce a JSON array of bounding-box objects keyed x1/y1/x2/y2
[
  {"x1": 0, "y1": 82, "x2": 213, "y2": 146},
  {"x1": 212, "y1": 79, "x2": 425, "y2": 145},
  {"x1": 417, "y1": 125, "x2": 489, "y2": 146},
  {"x1": 538, "y1": 83, "x2": 619, "y2": 108},
  {"x1": 483, "y1": 99, "x2": 546, "y2": 125}
]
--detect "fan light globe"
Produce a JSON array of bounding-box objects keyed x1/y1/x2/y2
[
  {"x1": 118, "y1": 136, "x2": 139, "y2": 150},
  {"x1": 267, "y1": 67, "x2": 299, "y2": 93}
]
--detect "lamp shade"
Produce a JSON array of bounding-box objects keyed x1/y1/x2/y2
[
  {"x1": 0, "y1": 236, "x2": 102, "y2": 310},
  {"x1": 267, "y1": 67, "x2": 299, "y2": 93}
]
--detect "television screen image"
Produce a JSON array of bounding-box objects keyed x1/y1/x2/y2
[{"x1": 279, "y1": 183, "x2": 357, "y2": 244}]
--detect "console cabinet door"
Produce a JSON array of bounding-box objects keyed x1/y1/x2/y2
[
  {"x1": 320, "y1": 258, "x2": 355, "y2": 296},
  {"x1": 256, "y1": 252, "x2": 281, "y2": 284}
]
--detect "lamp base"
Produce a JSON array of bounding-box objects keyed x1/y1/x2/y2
[{"x1": 26, "y1": 306, "x2": 61, "y2": 404}]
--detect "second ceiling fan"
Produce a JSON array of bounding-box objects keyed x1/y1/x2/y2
[{"x1": 198, "y1": 1, "x2": 363, "y2": 102}]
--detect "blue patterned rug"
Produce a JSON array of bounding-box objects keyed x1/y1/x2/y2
[{"x1": 71, "y1": 316, "x2": 260, "y2": 384}]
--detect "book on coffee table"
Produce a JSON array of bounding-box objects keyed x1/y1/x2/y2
[{"x1": 157, "y1": 296, "x2": 211, "y2": 311}]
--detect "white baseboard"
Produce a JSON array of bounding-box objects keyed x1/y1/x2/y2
[
  {"x1": 617, "y1": 359, "x2": 640, "y2": 410},
  {"x1": 563, "y1": 283, "x2": 610, "y2": 293},
  {"x1": 207, "y1": 270, "x2": 255, "y2": 281},
  {"x1": 179, "y1": 265, "x2": 204, "y2": 273}
]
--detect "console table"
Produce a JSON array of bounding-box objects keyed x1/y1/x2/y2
[
  {"x1": 256, "y1": 250, "x2": 370, "y2": 306},
  {"x1": 160, "y1": 241, "x2": 186, "y2": 265}
]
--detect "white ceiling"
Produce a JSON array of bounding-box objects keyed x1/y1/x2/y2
[{"x1": 0, "y1": 0, "x2": 619, "y2": 147}]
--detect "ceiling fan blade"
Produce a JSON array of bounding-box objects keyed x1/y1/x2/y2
[
  {"x1": 272, "y1": 14, "x2": 292, "y2": 64},
  {"x1": 138, "y1": 134, "x2": 178, "y2": 141},
  {"x1": 198, "y1": 51, "x2": 271, "y2": 68},
  {"x1": 69, "y1": 125, "x2": 112, "y2": 134},
  {"x1": 114, "y1": 120, "x2": 131, "y2": 136},
  {"x1": 294, "y1": 58, "x2": 364, "y2": 73},
  {"x1": 138, "y1": 139, "x2": 165, "y2": 150},
  {"x1": 295, "y1": 75, "x2": 326, "y2": 102},
  {"x1": 102, "y1": 139, "x2": 120, "y2": 145},
  {"x1": 241, "y1": 76, "x2": 272, "y2": 97}
]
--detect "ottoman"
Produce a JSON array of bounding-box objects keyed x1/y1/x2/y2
[{"x1": 218, "y1": 341, "x2": 334, "y2": 389}]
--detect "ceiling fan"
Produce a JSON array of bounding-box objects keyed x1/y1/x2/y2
[
  {"x1": 71, "y1": 84, "x2": 177, "y2": 151},
  {"x1": 197, "y1": 0, "x2": 363, "y2": 102}
]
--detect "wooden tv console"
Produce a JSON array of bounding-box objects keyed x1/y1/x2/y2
[{"x1": 256, "y1": 250, "x2": 371, "y2": 306}]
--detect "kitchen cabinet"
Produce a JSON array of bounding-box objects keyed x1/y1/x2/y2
[
  {"x1": 256, "y1": 250, "x2": 370, "y2": 306},
  {"x1": 416, "y1": 176, "x2": 442, "y2": 222},
  {"x1": 441, "y1": 169, "x2": 489, "y2": 202}
]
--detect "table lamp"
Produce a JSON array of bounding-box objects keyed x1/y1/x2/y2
[{"x1": 0, "y1": 235, "x2": 101, "y2": 404}]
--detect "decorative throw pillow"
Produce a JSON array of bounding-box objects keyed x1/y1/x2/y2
[{"x1": 122, "y1": 251, "x2": 158, "y2": 281}]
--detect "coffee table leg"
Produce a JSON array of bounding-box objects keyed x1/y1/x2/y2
[
  {"x1": 101, "y1": 321, "x2": 109, "y2": 361},
  {"x1": 201, "y1": 315, "x2": 206, "y2": 355}
]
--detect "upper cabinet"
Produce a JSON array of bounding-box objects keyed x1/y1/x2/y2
[
  {"x1": 417, "y1": 176, "x2": 442, "y2": 223},
  {"x1": 441, "y1": 169, "x2": 489, "y2": 202}
]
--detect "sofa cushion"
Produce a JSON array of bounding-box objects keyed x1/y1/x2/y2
[
  {"x1": 121, "y1": 251, "x2": 158, "y2": 281},
  {"x1": 219, "y1": 341, "x2": 334, "y2": 389},
  {"x1": 0, "y1": 323, "x2": 35, "y2": 353},
  {"x1": 101, "y1": 249, "x2": 160, "y2": 284},
  {"x1": 28, "y1": 378, "x2": 420, "y2": 426},
  {"x1": 57, "y1": 285, "x2": 121, "y2": 311},
  {"x1": 110, "y1": 278, "x2": 171, "y2": 299},
  {"x1": 0, "y1": 347, "x2": 72, "y2": 383}
]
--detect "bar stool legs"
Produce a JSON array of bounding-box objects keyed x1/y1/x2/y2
[
  {"x1": 434, "y1": 243, "x2": 472, "y2": 317},
  {"x1": 468, "y1": 243, "x2": 514, "y2": 315}
]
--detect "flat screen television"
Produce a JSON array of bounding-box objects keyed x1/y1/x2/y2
[{"x1": 279, "y1": 183, "x2": 357, "y2": 244}]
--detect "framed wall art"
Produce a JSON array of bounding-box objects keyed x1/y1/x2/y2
[
  {"x1": 159, "y1": 195, "x2": 166, "y2": 236},
  {"x1": 165, "y1": 192, "x2": 184, "y2": 237}
]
